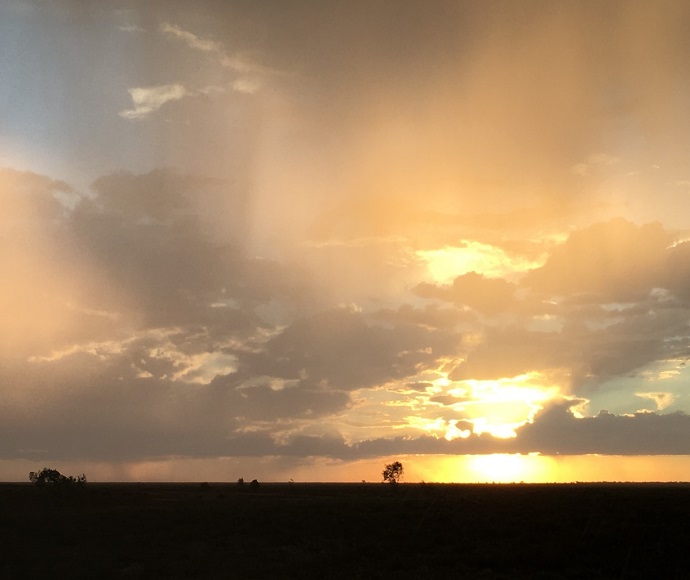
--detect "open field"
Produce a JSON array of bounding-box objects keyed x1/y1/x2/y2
[{"x1": 2, "y1": 482, "x2": 690, "y2": 578}]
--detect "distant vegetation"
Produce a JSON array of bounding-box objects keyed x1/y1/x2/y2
[
  {"x1": 237, "y1": 477, "x2": 261, "y2": 490},
  {"x1": 29, "y1": 467, "x2": 86, "y2": 488}
]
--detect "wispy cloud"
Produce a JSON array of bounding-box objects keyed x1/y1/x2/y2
[
  {"x1": 118, "y1": 24, "x2": 145, "y2": 33},
  {"x1": 571, "y1": 153, "x2": 620, "y2": 176},
  {"x1": 119, "y1": 22, "x2": 268, "y2": 120},
  {"x1": 119, "y1": 84, "x2": 189, "y2": 119},
  {"x1": 637, "y1": 391, "x2": 676, "y2": 411},
  {"x1": 160, "y1": 21, "x2": 270, "y2": 93},
  {"x1": 160, "y1": 22, "x2": 222, "y2": 53}
]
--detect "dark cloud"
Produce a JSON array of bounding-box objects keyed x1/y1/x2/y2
[
  {"x1": 403, "y1": 381, "x2": 434, "y2": 392},
  {"x1": 3, "y1": 327, "x2": 690, "y2": 462},
  {"x1": 69, "y1": 169, "x2": 316, "y2": 327},
  {"x1": 524, "y1": 218, "x2": 670, "y2": 301},
  {"x1": 516, "y1": 400, "x2": 690, "y2": 455},
  {"x1": 347, "y1": 401, "x2": 690, "y2": 457},
  {"x1": 71, "y1": 199, "x2": 230, "y2": 326},
  {"x1": 574, "y1": 306, "x2": 690, "y2": 384},
  {"x1": 0, "y1": 168, "x2": 114, "y2": 355},
  {"x1": 0, "y1": 334, "x2": 350, "y2": 462},
  {"x1": 429, "y1": 395, "x2": 464, "y2": 406},
  {"x1": 241, "y1": 404, "x2": 690, "y2": 457},
  {"x1": 449, "y1": 326, "x2": 567, "y2": 382},
  {"x1": 246, "y1": 307, "x2": 459, "y2": 391},
  {"x1": 0, "y1": 167, "x2": 72, "y2": 218},
  {"x1": 666, "y1": 241, "x2": 690, "y2": 302},
  {"x1": 418, "y1": 219, "x2": 690, "y2": 389},
  {"x1": 415, "y1": 272, "x2": 517, "y2": 315},
  {"x1": 372, "y1": 303, "x2": 476, "y2": 330},
  {"x1": 295, "y1": 238, "x2": 428, "y2": 308},
  {"x1": 449, "y1": 302, "x2": 690, "y2": 390},
  {"x1": 208, "y1": 372, "x2": 350, "y2": 421},
  {"x1": 87, "y1": 170, "x2": 232, "y2": 226}
]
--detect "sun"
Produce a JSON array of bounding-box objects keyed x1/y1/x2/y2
[
  {"x1": 410, "y1": 453, "x2": 556, "y2": 483},
  {"x1": 416, "y1": 241, "x2": 543, "y2": 283},
  {"x1": 467, "y1": 454, "x2": 545, "y2": 483}
]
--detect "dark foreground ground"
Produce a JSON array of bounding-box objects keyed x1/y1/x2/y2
[{"x1": 2, "y1": 482, "x2": 690, "y2": 578}]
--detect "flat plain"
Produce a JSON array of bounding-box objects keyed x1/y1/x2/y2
[{"x1": 2, "y1": 482, "x2": 690, "y2": 578}]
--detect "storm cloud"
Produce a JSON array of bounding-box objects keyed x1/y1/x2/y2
[{"x1": 3, "y1": 1, "x2": 690, "y2": 481}]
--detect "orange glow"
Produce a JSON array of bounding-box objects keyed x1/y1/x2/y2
[
  {"x1": 4, "y1": 454, "x2": 690, "y2": 483},
  {"x1": 0, "y1": 183, "x2": 74, "y2": 353}
]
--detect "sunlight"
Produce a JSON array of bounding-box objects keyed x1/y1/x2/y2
[
  {"x1": 470, "y1": 418, "x2": 520, "y2": 439},
  {"x1": 453, "y1": 378, "x2": 558, "y2": 411},
  {"x1": 416, "y1": 241, "x2": 542, "y2": 284},
  {"x1": 431, "y1": 374, "x2": 452, "y2": 391},
  {"x1": 451, "y1": 373, "x2": 561, "y2": 438},
  {"x1": 444, "y1": 420, "x2": 471, "y2": 441},
  {"x1": 467, "y1": 454, "x2": 544, "y2": 483},
  {"x1": 396, "y1": 454, "x2": 560, "y2": 484},
  {"x1": 404, "y1": 371, "x2": 561, "y2": 441}
]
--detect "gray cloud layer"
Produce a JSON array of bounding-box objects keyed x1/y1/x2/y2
[{"x1": 2, "y1": 164, "x2": 690, "y2": 464}]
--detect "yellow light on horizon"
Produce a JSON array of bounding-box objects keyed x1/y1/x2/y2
[
  {"x1": 368, "y1": 454, "x2": 558, "y2": 484},
  {"x1": 467, "y1": 453, "x2": 548, "y2": 483}
]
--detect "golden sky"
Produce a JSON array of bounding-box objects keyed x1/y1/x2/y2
[{"x1": 2, "y1": 0, "x2": 690, "y2": 482}]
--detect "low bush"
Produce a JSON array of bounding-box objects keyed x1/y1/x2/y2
[{"x1": 29, "y1": 468, "x2": 87, "y2": 488}]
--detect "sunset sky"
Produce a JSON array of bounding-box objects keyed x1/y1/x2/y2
[{"x1": 3, "y1": 0, "x2": 690, "y2": 483}]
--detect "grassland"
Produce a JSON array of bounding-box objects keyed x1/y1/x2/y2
[{"x1": 2, "y1": 482, "x2": 690, "y2": 578}]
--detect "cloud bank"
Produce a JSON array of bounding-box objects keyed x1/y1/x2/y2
[{"x1": 3, "y1": 1, "x2": 690, "y2": 480}]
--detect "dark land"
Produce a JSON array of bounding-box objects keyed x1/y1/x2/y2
[{"x1": 2, "y1": 481, "x2": 690, "y2": 578}]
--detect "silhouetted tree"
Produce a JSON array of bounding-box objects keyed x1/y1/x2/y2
[
  {"x1": 250, "y1": 479, "x2": 260, "y2": 490},
  {"x1": 237, "y1": 477, "x2": 245, "y2": 486},
  {"x1": 29, "y1": 467, "x2": 86, "y2": 487},
  {"x1": 382, "y1": 461, "x2": 404, "y2": 484}
]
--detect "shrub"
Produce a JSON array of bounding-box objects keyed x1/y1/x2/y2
[{"x1": 29, "y1": 468, "x2": 87, "y2": 488}]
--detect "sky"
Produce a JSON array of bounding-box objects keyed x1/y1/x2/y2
[{"x1": 3, "y1": 0, "x2": 690, "y2": 483}]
